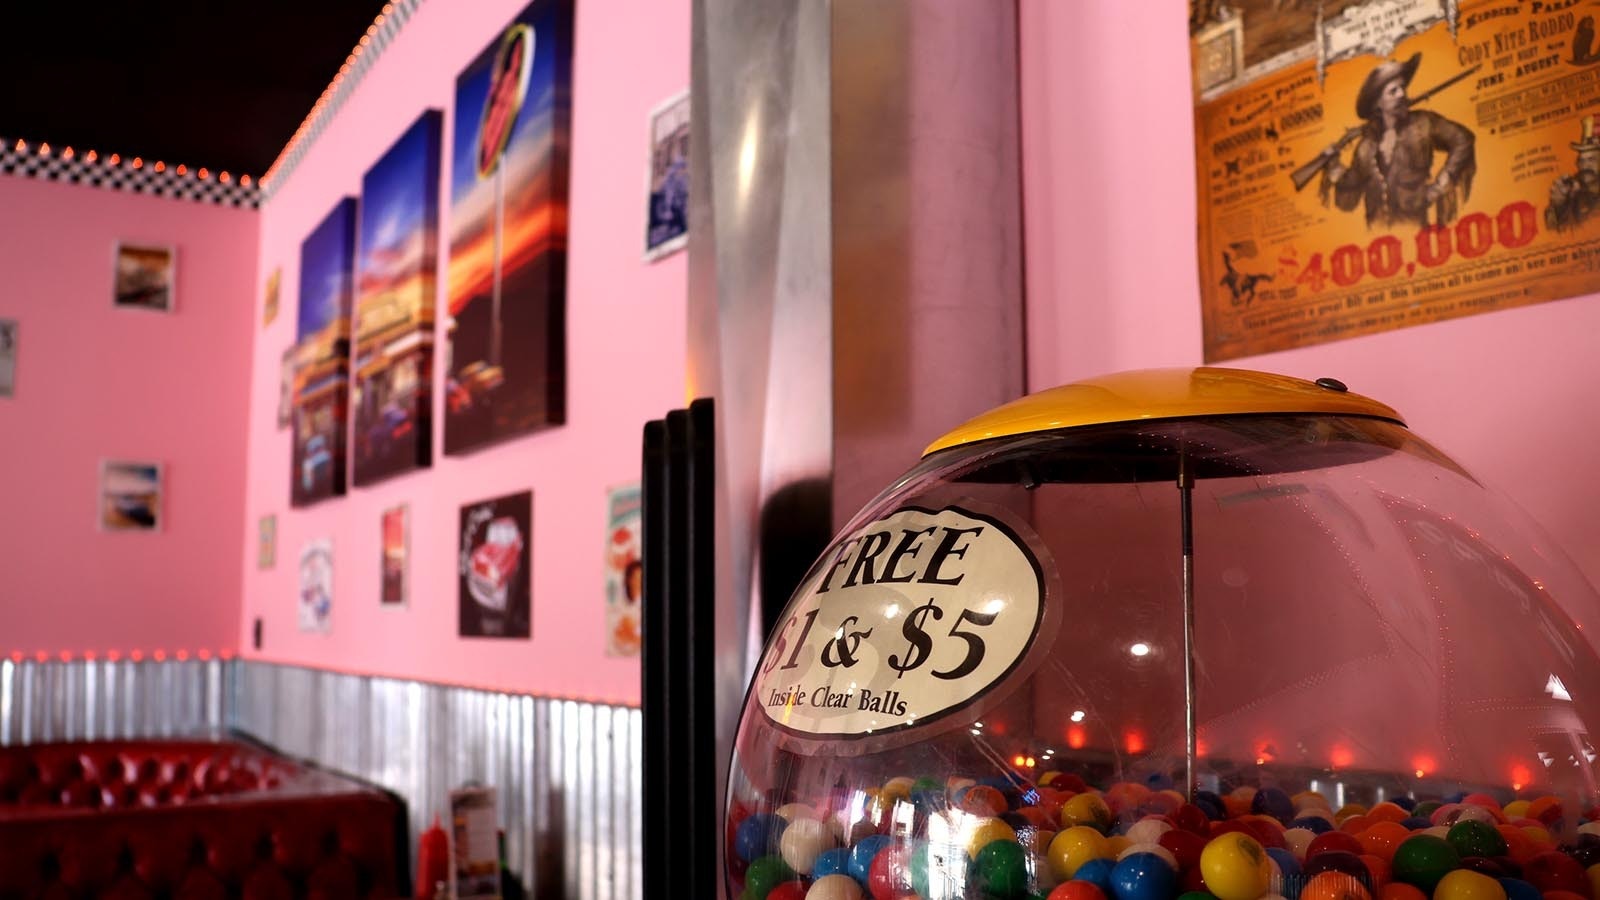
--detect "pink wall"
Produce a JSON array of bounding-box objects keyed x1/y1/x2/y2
[
  {"x1": 1019, "y1": 0, "x2": 1600, "y2": 588},
  {"x1": 241, "y1": 0, "x2": 688, "y2": 704},
  {"x1": 0, "y1": 176, "x2": 256, "y2": 656}
]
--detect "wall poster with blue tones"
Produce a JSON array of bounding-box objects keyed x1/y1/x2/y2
[
  {"x1": 292, "y1": 197, "x2": 357, "y2": 508},
  {"x1": 353, "y1": 109, "x2": 441, "y2": 487},
  {"x1": 444, "y1": 0, "x2": 574, "y2": 456}
]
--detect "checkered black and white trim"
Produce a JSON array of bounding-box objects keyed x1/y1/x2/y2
[
  {"x1": 259, "y1": 0, "x2": 426, "y2": 203},
  {"x1": 0, "y1": 140, "x2": 263, "y2": 209}
]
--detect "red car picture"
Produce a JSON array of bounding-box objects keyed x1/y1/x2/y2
[{"x1": 468, "y1": 517, "x2": 524, "y2": 611}]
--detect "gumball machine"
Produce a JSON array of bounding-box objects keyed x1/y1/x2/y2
[{"x1": 722, "y1": 368, "x2": 1600, "y2": 900}]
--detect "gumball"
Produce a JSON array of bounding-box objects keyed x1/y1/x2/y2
[
  {"x1": 1017, "y1": 806, "x2": 1055, "y2": 829},
  {"x1": 1390, "y1": 835, "x2": 1461, "y2": 893},
  {"x1": 806, "y1": 874, "x2": 865, "y2": 900},
  {"x1": 744, "y1": 855, "x2": 797, "y2": 900},
  {"x1": 1244, "y1": 818, "x2": 1288, "y2": 850},
  {"x1": 1499, "y1": 878, "x2": 1541, "y2": 900},
  {"x1": 1292, "y1": 818, "x2": 1335, "y2": 836},
  {"x1": 1434, "y1": 870, "x2": 1508, "y2": 900},
  {"x1": 1051, "y1": 826, "x2": 1113, "y2": 880},
  {"x1": 1179, "y1": 893, "x2": 1218, "y2": 900},
  {"x1": 1341, "y1": 817, "x2": 1375, "y2": 837},
  {"x1": 1055, "y1": 775, "x2": 1090, "y2": 794},
  {"x1": 968, "y1": 817, "x2": 1019, "y2": 857},
  {"x1": 1379, "y1": 883, "x2": 1427, "y2": 900},
  {"x1": 1523, "y1": 850, "x2": 1590, "y2": 896},
  {"x1": 1175, "y1": 805, "x2": 1213, "y2": 835},
  {"x1": 867, "y1": 845, "x2": 911, "y2": 900},
  {"x1": 1307, "y1": 833, "x2": 1366, "y2": 861},
  {"x1": 1119, "y1": 843, "x2": 1179, "y2": 871},
  {"x1": 776, "y1": 802, "x2": 820, "y2": 823},
  {"x1": 1296, "y1": 793, "x2": 1332, "y2": 812},
  {"x1": 848, "y1": 835, "x2": 892, "y2": 884},
  {"x1": 1368, "y1": 804, "x2": 1409, "y2": 825},
  {"x1": 1002, "y1": 811, "x2": 1035, "y2": 833},
  {"x1": 1399, "y1": 818, "x2": 1430, "y2": 831},
  {"x1": 1528, "y1": 798, "x2": 1565, "y2": 826},
  {"x1": 975, "y1": 839, "x2": 1030, "y2": 899},
  {"x1": 962, "y1": 785, "x2": 1009, "y2": 817},
  {"x1": 1423, "y1": 827, "x2": 1452, "y2": 841},
  {"x1": 781, "y1": 817, "x2": 837, "y2": 874},
  {"x1": 1503, "y1": 802, "x2": 1532, "y2": 821},
  {"x1": 1162, "y1": 829, "x2": 1209, "y2": 871},
  {"x1": 738, "y1": 814, "x2": 789, "y2": 863},
  {"x1": 1445, "y1": 807, "x2": 1499, "y2": 828},
  {"x1": 1357, "y1": 823, "x2": 1411, "y2": 863},
  {"x1": 1305, "y1": 851, "x2": 1371, "y2": 884},
  {"x1": 1201, "y1": 833, "x2": 1273, "y2": 900},
  {"x1": 1129, "y1": 818, "x2": 1175, "y2": 846},
  {"x1": 1448, "y1": 821, "x2": 1509, "y2": 860},
  {"x1": 1267, "y1": 848, "x2": 1301, "y2": 880},
  {"x1": 1284, "y1": 829, "x2": 1317, "y2": 861},
  {"x1": 1064, "y1": 794, "x2": 1116, "y2": 833},
  {"x1": 1255, "y1": 789, "x2": 1297, "y2": 825},
  {"x1": 813, "y1": 847, "x2": 852, "y2": 880},
  {"x1": 1017, "y1": 825, "x2": 1055, "y2": 857},
  {"x1": 1391, "y1": 799, "x2": 1417, "y2": 813},
  {"x1": 1461, "y1": 858, "x2": 1508, "y2": 878},
  {"x1": 1589, "y1": 863, "x2": 1600, "y2": 899},
  {"x1": 768, "y1": 882, "x2": 809, "y2": 900},
  {"x1": 1360, "y1": 854, "x2": 1391, "y2": 889},
  {"x1": 1336, "y1": 806, "x2": 1369, "y2": 822},
  {"x1": 1076, "y1": 858, "x2": 1118, "y2": 894},
  {"x1": 1111, "y1": 852, "x2": 1180, "y2": 900},
  {"x1": 1548, "y1": 892, "x2": 1592, "y2": 900},
  {"x1": 1107, "y1": 836, "x2": 1133, "y2": 858},
  {"x1": 1051, "y1": 883, "x2": 1110, "y2": 900},
  {"x1": 1301, "y1": 872, "x2": 1372, "y2": 900}
]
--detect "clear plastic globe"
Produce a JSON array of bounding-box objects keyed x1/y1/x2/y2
[{"x1": 724, "y1": 369, "x2": 1600, "y2": 900}]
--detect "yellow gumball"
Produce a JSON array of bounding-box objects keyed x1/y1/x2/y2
[
  {"x1": 1503, "y1": 800, "x2": 1532, "y2": 820},
  {"x1": 1587, "y1": 864, "x2": 1600, "y2": 900},
  {"x1": 880, "y1": 777, "x2": 913, "y2": 805},
  {"x1": 1106, "y1": 835, "x2": 1132, "y2": 857},
  {"x1": 1434, "y1": 869, "x2": 1508, "y2": 900},
  {"x1": 1061, "y1": 793, "x2": 1114, "y2": 833},
  {"x1": 966, "y1": 817, "x2": 1018, "y2": 857},
  {"x1": 1048, "y1": 825, "x2": 1111, "y2": 880},
  {"x1": 1200, "y1": 832, "x2": 1272, "y2": 900}
]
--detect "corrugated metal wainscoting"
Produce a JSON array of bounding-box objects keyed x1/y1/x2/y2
[{"x1": 0, "y1": 657, "x2": 642, "y2": 900}]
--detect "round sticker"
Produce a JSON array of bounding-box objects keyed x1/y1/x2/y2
[{"x1": 754, "y1": 504, "x2": 1046, "y2": 740}]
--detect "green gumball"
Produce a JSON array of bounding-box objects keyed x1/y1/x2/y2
[
  {"x1": 1446, "y1": 820, "x2": 1508, "y2": 859},
  {"x1": 1392, "y1": 834, "x2": 1462, "y2": 893},
  {"x1": 742, "y1": 855, "x2": 795, "y2": 900},
  {"x1": 973, "y1": 838, "x2": 1030, "y2": 899}
]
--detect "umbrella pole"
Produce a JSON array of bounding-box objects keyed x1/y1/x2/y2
[{"x1": 1179, "y1": 451, "x2": 1198, "y2": 800}]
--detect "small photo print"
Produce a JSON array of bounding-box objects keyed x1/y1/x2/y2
[
  {"x1": 0, "y1": 319, "x2": 15, "y2": 398},
  {"x1": 381, "y1": 504, "x2": 408, "y2": 607},
  {"x1": 459, "y1": 490, "x2": 531, "y2": 638},
  {"x1": 263, "y1": 266, "x2": 281, "y2": 327},
  {"x1": 100, "y1": 460, "x2": 162, "y2": 532},
  {"x1": 114, "y1": 243, "x2": 176, "y2": 312},
  {"x1": 278, "y1": 345, "x2": 296, "y2": 430},
  {"x1": 449, "y1": 786, "x2": 501, "y2": 900},
  {"x1": 604, "y1": 482, "x2": 642, "y2": 656},
  {"x1": 258, "y1": 515, "x2": 277, "y2": 569},
  {"x1": 644, "y1": 89, "x2": 690, "y2": 261},
  {"x1": 299, "y1": 538, "x2": 334, "y2": 633}
]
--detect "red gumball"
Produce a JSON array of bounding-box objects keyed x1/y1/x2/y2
[
  {"x1": 1181, "y1": 863, "x2": 1208, "y2": 893},
  {"x1": 767, "y1": 884, "x2": 808, "y2": 900},
  {"x1": 1054, "y1": 774, "x2": 1089, "y2": 794},
  {"x1": 1049, "y1": 882, "x2": 1109, "y2": 900},
  {"x1": 1524, "y1": 851, "x2": 1591, "y2": 898},
  {"x1": 1159, "y1": 829, "x2": 1208, "y2": 871},
  {"x1": 1173, "y1": 803, "x2": 1212, "y2": 835},
  {"x1": 1243, "y1": 817, "x2": 1287, "y2": 849},
  {"x1": 1306, "y1": 831, "x2": 1366, "y2": 860},
  {"x1": 869, "y1": 846, "x2": 912, "y2": 900}
]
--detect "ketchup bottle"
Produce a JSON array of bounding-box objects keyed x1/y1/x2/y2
[{"x1": 416, "y1": 813, "x2": 449, "y2": 898}]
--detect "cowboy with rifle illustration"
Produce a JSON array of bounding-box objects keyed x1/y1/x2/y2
[{"x1": 1291, "y1": 53, "x2": 1478, "y2": 228}]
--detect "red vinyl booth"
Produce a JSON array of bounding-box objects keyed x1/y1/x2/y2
[{"x1": 0, "y1": 739, "x2": 408, "y2": 899}]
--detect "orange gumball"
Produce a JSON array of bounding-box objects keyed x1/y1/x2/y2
[
  {"x1": 1360, "y1": 853, "x2": 1393, "y2": 889},
  {"x1": 1381, "y1": 883, "x2": 1429, "y2": 900},
  {"x1": 1341, "y1": 815, "x2": 1375, "y2": 835},
  {"x1": 1498, "y1": 824, "x2": 1537, "y2": 863},
  {"x1": 1528, "y1": 797, "x2": 1564, "y2": 825},
  {"x1": 1358, "y1": 822, "x2": 1413, "y2": 862},
  {"x1": 1302, "y1": 871, "x2": 1375, "y2": 900},
  {"x1": 960, "y1": 786, "x2": 1007, "y2": 817},
  {"x1": 1368, "y1": 803, "x2": 1409, "y2": 824}
]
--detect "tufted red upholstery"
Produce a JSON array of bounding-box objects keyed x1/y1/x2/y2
[{"x1": 0, "y1": 741, "x2": 407, "y2": 900}]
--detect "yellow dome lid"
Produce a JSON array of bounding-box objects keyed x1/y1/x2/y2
[{"x1": 923, "y1": 367, "x2": 1405, "y2": 457}]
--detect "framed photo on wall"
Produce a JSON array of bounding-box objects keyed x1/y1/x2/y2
[
  {"x1": 258, "y1": 514, "x2": 277, "y2": 569},
  {"x1": 291, "y1": 198, "x2": 357, "y2": 507},
  {"x1": 99, "y1": 460, "x2": 162, "y2": 532},
  {"x1": 458, "y1": 490, "x2": 531, "y2": 638},
  {"x1": 299, "y1": 538, "x2": 333, "y2": 633},
  {"x1": 263, "y1": 266, "x2": 281, "y2": 328},
  {"x1": 0, "y1": 319, "x2": 15, "y2": 398},
  {"x1": 644, "y1": 90, "x2": 689, "y2": 261},
  {"x1": 381, "y1": 504, "x2": 408, "y2": 607},
  {"x1": 113, "y1": 242, "x2": 176, "y2": 313},
  {"x1": 604, "y1": 482, "x2": 642, "y2": 656},
  {"x1": 353, "y1": 110, "x2": 441, "y2": 486},
  {"x1": 444, "y1": 0, "x2": 574, "y2": 456}
]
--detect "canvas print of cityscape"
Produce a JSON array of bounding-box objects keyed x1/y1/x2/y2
[{"x1": 292, "y1": 197, "x2": 357, "y2": 507}]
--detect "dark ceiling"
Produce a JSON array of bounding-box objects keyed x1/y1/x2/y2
[{"x1": 0, "y1": 1, "x2": 385, "y2": 179}]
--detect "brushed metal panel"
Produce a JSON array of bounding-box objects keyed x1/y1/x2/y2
[{"x1": 0, "y1": 658, "x2": 229, "y2": 746}]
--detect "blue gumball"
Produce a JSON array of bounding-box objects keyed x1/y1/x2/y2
[
  {"x1": 1253, "y1": 787, "x2": 1295, "y2": 824},
  {"x1": 1400, "y1": 816, "x2": 1432, "y2": 830},
  {"x1": 1075, "y1": 858, "x2": 1117, "y2": 893},
  {"x1": 1445, "y1": 791, "x2": 1468, "y2": 804},
  {"x1": 1146, "y1": 772, "x2": 1176, "y2": 791},
  {"x1": 1392, "y1": 797, "x2": 1418, "y2": 812},
  {"x1": 848, "y1": 834, "x2": 892, "y2": 885},
  {"x1": 734, "y1": 813, "x2": 787, "y2": 863},
  {"x1": 813, "y1": 847, "x2": 851, "y2": 880},
  {"x1": 1110, "y1": 851, "x2": 1178, "y2": 900},
  {"x1": 1267, "y1": 847, "x2": 1301, "y2": 878},
  {"x1": 1290, "y1": 816, "x2": 1334, "y2": 834},
  {"x1": 1500, "y1": 878, "x2": 1542, "y2": 900}
]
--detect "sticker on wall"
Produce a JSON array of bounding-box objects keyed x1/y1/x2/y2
[
  {"x1": 353, "y1": 110, "x2": 441, "y2": 487},
  {"x1": 299, "y1": 538, "x2": 334, "y2": 633},
  {"x1": 0, "y1": 319, "x2": 15, "y2": 398},
  {"x1": 444, "y1": 0, "x2": 574, "y2": 456},
  {"x1": 263, "y1": 266, "x2": 281, "y2": 328},
  {"x1": 459, "y1": 490, "x2": 532, "y2": 638},
  {"x1": 752, "y1": 504, "x2": 1050, "y2": 743},
  {"x1": 100, "y1": 460, "x2": 163, "y2": 532},
  {"x1": 381, "y1": 504, "x2": 409, "y2": 607},
  {"x1": 258, "y1": 514, "x2": 277, "y2": 569},
  {"x1": 277, "y1": 345, "x2": 295, "y2": 431},
  {"x1": 113, "y1": 242, "x2": 176, "y2": 313},
  {"x1": 604, "y1": 482, "x2": 642, "y2": 656},
  {"x1": 644, "y1": 90, "x2": 689, "y2": 261},
  {"x1": 292, "y1": 197, "x2": 356, "y2": 507}
]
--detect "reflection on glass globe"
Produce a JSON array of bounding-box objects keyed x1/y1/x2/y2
[{"x1": 724, "y1": 369, "x2": 1600, "y2": 900}]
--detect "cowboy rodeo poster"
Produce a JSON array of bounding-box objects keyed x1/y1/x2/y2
[{"x1": 1192, "y1": 0, "x2": 1600, "y2": 361}]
